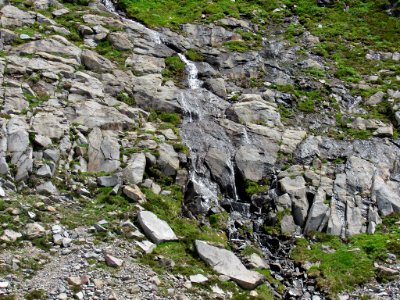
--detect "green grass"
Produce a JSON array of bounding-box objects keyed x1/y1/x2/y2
[
  {"x1": 245, "y1": 180, "x2": 269, "y2": 196},
  {"x1": 95, "y1": 40, "x2": 127, "y2": 67},
  {"x1": 224, "y1": 40, "x2": 250, "y2": 52},
  {"x1": 186, "y1": 49, "x2": 204, "y2": 61},
  {"x1": 291, "y1": 213, "x2": 400, "y2": 296},
  {"x1": 162, "y1": 55, "x2": 186, "y2": 85},
  {"x1": 118, "y1": 0, "x2": 280, "y2": 29}
]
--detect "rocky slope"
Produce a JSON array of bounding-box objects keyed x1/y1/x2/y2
[{"x1": 0, "y1": 0, "x2": 399, "y2": 299}]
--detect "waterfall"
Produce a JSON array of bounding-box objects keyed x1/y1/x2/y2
[
  {"x1": 177, "y1": 54, "x2": 202, "y2": 89},
  {"x1": 242, "y1": 127, "x2": 251, "y2": 144},
  {"x1": 101, "y1": 0, "x2": 162, "y2": 44}
]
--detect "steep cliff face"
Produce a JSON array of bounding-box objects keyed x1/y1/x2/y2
[{"x1": 0, "y1": 0, "x2": 399, "y2": 299}]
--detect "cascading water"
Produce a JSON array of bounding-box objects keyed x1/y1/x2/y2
[
  {"x1": 101, "y1": 0, "x2": 162, "y2": 44},
  {"x1": 177, "y1": 54, "x2": 202, "y2": 89}
]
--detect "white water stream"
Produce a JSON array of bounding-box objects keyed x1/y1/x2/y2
[{"x1": 102, "y1": 0, "x2": 239, "y2": 203}]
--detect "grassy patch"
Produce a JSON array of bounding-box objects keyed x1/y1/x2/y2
[
  {"x1": 95, "y1": 40, "x2": 127, "y2": 67},
  {"x1": 186, "y1": 49, "x2": 204, "y2": 62},
  {"x1": 224, "y1": 40, "x2": 250, "y2": 52},
  {"x1": 162, "y1": 55, "x2": 186, "y2": 85},
  {"x1": 291, "y1": 213, "x2": 400, "y2": 296},
  {"x1": 245, "y1": 180, "x2": 269, "y2": 196},
  {"x1": 118, "y1": 0, "x2": 280, "y2": 28}
]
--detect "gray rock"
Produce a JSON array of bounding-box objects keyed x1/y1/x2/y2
[
  {"x1": 366, "y1": 91, "x2": 385, "y2": 106},
  {"x1": 204, "y1": 78, "x2": 227, "y2": 98},
  {"x1": 123, "y1": 185, "x2": 146, "y2": 202},
  {"x1": 81, "y1": 49, "x2": 114, "y2": 73},
  {"x1": 25, "y1": 222, "x2": 46, "y2": 239},
  {"x1": 372, "y1": 176, "x2": 400, "y2": 216},
  {"x1": 37, "y1": 181, "x2": 58, "y2": 195},
  {"x1": 280, "y1": 214, "x2": 297, "y2": 235},
  {"x1": 122, "y1": 153, "x2": 146, "y2": 184},
  {"x1": 138, "y1": 211, "x2": 178, "y2": 244},
  {"x1": 125, "y1": 54, "x2": 165, "y2": 75},
  {"x1": 246, "y1": 253, "x2": 268, "y2": 269},
  {"x1": 0, "y1": 5, "x2": 35, "y2": 28},
  {"x1": 304, "y1": 199, "x2": 330, "y2": 235},
  {"x1": 226, "y1": 98, "x2": 281, "y2": 127},
  {"x1": 97, "y1": 175, "x2": 121, "y2": 187},
  {"x1": 108, "y1": 32, "x2": 133, "y2": 50},
  {"x1": 67, "y1": 100, "x2": 135, "y2": 130},
  {"x1": 43, "y1": 149, "x2": 60, "y2": 162},
  {"x1": 157, "y1": 143, "x2": 179, "y2": 176},
  {"x1": 32, "y1": 112, "x2": 69, "y2": 139},
  {"x1": 88, "y1": 128, "x2": 120, "y2": 173},
  {"x1": 36, "y1": 164, "x2": 53, "y2": 178},
  {"x1": 235, "y1": 144, "x2": 278, "y2": 182},
  {"x1": 194, "y1": 240, "x2": 264, "y2": 289},
  {"x1": 15, "y1": 36, "x2": 82, "y2": 64}
]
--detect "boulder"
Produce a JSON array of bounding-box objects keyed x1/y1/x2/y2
[
  {"x1": 235, "y1": 144, "x2": 277, "y2": 182},
  {"x1": 88, "y1": 128, "x2": 120, "y2": 173},
  {"x1": 66, "y1": 100, "x2": 135, "y2": 130},
  {"x1": 372, "y1": 176, "x2": 400, "y2": 216},
  {"x1": 81, "y1": 50, "x2": 114, "y2": 73},
  {"x1": 0, "y1": 5, "x2": 35, "y2": 28},
  {"x1": 226, "y1": 98, "x2": 281, "y2": 127},
  {"x1": 122, "y1": 153, "x2": 146, "y2": 184},
  {"x1": 157, "y1": 143, "x2": 179, "y2": 176},
  {"x1": 108, "y1": 32, "x2": 133, "y2": 50},
  {"x1": 138, "y1": 211, "x2": 178, "y2": 244},
  {"x1": 123, "y1": 185, "x2": 145, "y2": 202},
  {"x1": 32, "y1": 112, "x2": 69, "y2": 139},
  {"x1": 194, "y1": 240, "x2": 264, "y2": 289},
  {"x1": 15, "y1": 36, "x2": 82, "y2": 64},
  {"x1": 37, "y1": 181, "x2": 59, "y2": 195},
  {"x1": 125, "y1": 54, "x2": 165, "y2": 75}
]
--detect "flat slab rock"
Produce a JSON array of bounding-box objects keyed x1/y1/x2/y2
[
  {"x1": 194, "y1": 240, "x2": 264, "y2": 289},
  {"x1": 138, "y1": 211, "x2": 178, "y2": 244}
]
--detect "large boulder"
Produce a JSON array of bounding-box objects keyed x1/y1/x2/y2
[
  {"x1": 235, "y1": 144, "x2": 277, "y2": 182},
  {"x1": 194, "y1": 240, "x2": 264, "y2": 289},
  {"x1": 138, "y1": 211, "x2": 178, "y2": 244},
  {"x1": 279, "y1": 176, "x2": 309, "y2": 226},
  {"x1": 32, "y1": 112, "x2": 69, "y2": 139},
  {"x1": 157, "y1": 143, "x2": 179, "y2": 176},
  {"x1": 87, "y1": 128, "x2": 120, "y2": 173},
  {"x1": 81, "y1": 50, "x2": 115, "y2": 73},
  {"x1": 0, "y1": 5, "x2": 35, "y2": 28},
  {"x1": 372, "y1": 176, "x2": 400, "y2": 216},
  {"x1": 65, "y1": 100, "x2": 135, "y2": 130},
  {"x1": 122, "y1": 153, "x2": 146, "y2": 184},
  {"x1": 226, "y1": 97, "x2": 281, "y2": 127},
  {"x1": 14, "y1": 36, "x2": 82, "y2": 64}
]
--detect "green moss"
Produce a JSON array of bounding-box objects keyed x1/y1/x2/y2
[
  {"x1": 186, "y1": 49, "x2": 204, "y2": 62},
  {"x1": 209, "y1": 211, "x2": 229, "y2": 230},
  {"x1": 95, "y1": 40, "x2": 127, "y2": 67},
  {"x1": 297, "y1": 98, "x2": 316, "y2": 113},
  {"x1": 224, "y1": 40, "x2": 250, "y2": 52},
  {"x1": 245, "y1": 180, "x2": 269, "y2": 196},
  {"x1": 158, "y1": 112, "x2": 182, "y2": 125},
  {"x1": 117, "y1": 91, "x2": 136, "y2": 106},
  {"x1": 162, "y1": 55, "x2": 186, "y2": 85}
]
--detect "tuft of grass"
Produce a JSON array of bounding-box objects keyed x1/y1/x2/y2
[
  {"x1": 245, "y1": 180, "x2": 269, "y2": 196},
  {"x1": 224, "y1": 40, "x2": 250, "y2": 52},
  {"x1": 186, "y1": 49, "x2": 204, "y2": 61},
  {"x1": 162, "y1": 55, "x2": 186, "y2": 85}
]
